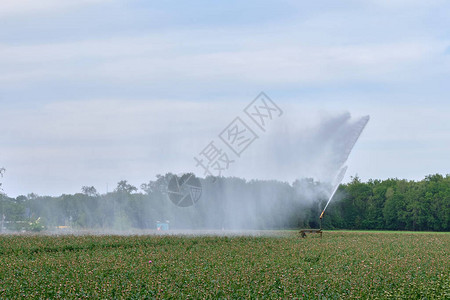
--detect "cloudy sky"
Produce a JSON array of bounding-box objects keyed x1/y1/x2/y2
[{"x1": 1, "y1": 0, "x2": 449, "y2": 197}]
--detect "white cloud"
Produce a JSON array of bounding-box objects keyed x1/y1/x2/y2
[
  {"x1": 367, "y1": 0, "x2": 447, "y2": 9},
  {"x1": 1, "y1": 1, "x2": 450, "y2": 197},
  {"x1": 0, "y1": 0, "x2": 111, "y2": 17},
  {"x1": 0, "y1": 32, "x2": 444, "y2": 88}
]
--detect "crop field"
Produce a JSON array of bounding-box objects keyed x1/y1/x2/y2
[{"x1": 0, "y1": 231, "x2": 449, "y2": 299}]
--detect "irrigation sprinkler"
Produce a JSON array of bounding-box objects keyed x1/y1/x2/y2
[
  {"x1": 299, "y1": 115, "x2": 369, "y2": 238},
  {"x1": 300, "y1": 166, "x2": 348, "y2": 238},
  {"x1": 299, "y1": 228, "x2": 322, "y2": 238}
]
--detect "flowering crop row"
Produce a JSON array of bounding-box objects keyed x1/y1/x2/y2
[{"x1": 0, "y1": 231, "x2": 449, "y2": 298}]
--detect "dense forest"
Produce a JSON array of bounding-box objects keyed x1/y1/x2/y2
[
  {"x1": 0, "y1": 172, "x2": 449, "y2": 232},
  {"x1": 323, "y1": 174, "x2": 449, "y2": 231}
]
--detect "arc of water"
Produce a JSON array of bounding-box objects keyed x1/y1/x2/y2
[
  {"x1": 336, "y1": 115, "x2": 370, "y2": 167},
  {"x1": 320, "y1": 166, "x2": 348, "y2": 219},
  {"x1": 319, "y1": 115, "x2": 370, "y2": 219}
]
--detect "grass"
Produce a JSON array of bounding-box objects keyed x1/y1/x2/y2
[{"x1": 0, "y1": 231, "x2": 449, "y2": 299}]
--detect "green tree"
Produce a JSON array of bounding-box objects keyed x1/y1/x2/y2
[
  {"x1": 81, "y1": 186, "x2": 99, "y2": 197},
  {"x1": 115, "y1": 180, "x2": 138, "y2": 194}
]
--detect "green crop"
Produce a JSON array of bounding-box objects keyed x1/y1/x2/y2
[{"x1": 0, "y1": 232, "x2": 449, "y2": 298}]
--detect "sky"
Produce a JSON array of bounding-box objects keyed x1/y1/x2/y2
[{"x1": 1, "y1": 0, "x2": 449, "y2": 197}]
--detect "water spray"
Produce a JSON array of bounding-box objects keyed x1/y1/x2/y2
[
  {"x1": 319, "y1": 115, "x2": 369, "y2": 228},
  {"x1": 300, "y1": 115, "x2": 369, "y2": 237},
  {"x1": 319, "y1": 166, "x2": 348, "y2": 228}
]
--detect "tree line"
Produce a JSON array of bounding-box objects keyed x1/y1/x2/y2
[
  {"x1": 323, "y1": 174, "x2": 449, "y2": 231},
  {"x1": 0, "y1": 173, "x2": 448, "y2": 232}
]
